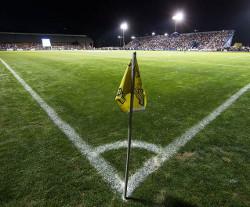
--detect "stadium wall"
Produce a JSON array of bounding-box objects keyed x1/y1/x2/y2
[{"x1": 0, "y1": 32, "x2": 93, "y2": 50}]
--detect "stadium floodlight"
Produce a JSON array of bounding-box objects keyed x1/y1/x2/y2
[
  {"x1": 172, "y1": 12, "x2": 184, "y2": 22},
  {"x1": 152, "y1": 32, "x2": 156, "y2": 36},
  {"x1": 120, "y1": 22, "x2": 128, "y2": 31},
  {"x1": 172, "y1": 11, "x2": 184, "y2": 32},
  {"x1": 131, "y1": 36, "x2": 136, "y2": 40},
  {"x1": 120, "y1": 22, "x2": 128, "y2": 47}
]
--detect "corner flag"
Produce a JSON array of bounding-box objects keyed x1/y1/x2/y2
[
  {"x1": 115, "y1": 52, "x2": 147, "y2": 199},
  {"x1": 115, "y1": 53, "x2": 147, "y2": 113}
]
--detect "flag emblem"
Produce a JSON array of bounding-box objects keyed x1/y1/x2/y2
[{"x1": 115, "y1": 55, "x2": 147, "y2": 112}]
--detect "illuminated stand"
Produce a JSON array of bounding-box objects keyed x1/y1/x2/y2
[{"x1": 41, "y1": 38, "x2": 52, "y2": 50}]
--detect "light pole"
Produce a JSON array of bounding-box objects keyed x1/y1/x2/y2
[
  {"x1": 120, "y1": 22, "x2": 128, "y2": 47},
  {"x1": 172, "y1": 11, "x2": 184, "y2": 32},
  {"x1": 117, "y1": 35, "x2": 122, "y2": 47}
]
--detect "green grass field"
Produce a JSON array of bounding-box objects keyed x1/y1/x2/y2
[{"x1": 0, "y1": 50, "x2": 250, "y2": 207}]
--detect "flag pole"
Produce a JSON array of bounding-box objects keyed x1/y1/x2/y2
[{"x1": 124, "y1": 52, "x2": 136, "y2": 199}]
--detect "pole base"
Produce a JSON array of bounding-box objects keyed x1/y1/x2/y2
[{"x1": 122, "y1": 195, "x2": 130, "y2": 201}]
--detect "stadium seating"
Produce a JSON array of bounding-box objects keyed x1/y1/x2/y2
[
  {"x1": 125, "y1": 30, "x2": 235, "y2": 51},
  {"x1": 0, "y1": 32, "x2": 93, "y2": 51}
]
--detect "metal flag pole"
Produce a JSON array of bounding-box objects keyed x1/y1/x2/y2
[{"x1": 124, "y1": 52, "x2": 136, "y2": 199}]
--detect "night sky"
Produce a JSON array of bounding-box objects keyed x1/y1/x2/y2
[{"x1": 1, "y1": 0, "x2": 249, "y2": 46}]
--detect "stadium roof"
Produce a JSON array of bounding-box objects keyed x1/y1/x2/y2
[
  {"x1": 0, "y1": 32, "x2": 88, "y2": 37},
  {"x1": 0, "y1": 32, "x2": 93, "y2": 44}
]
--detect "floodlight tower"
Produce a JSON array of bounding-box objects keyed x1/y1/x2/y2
[
  {"x1": 172, "y1": 11, "x2": 184, "y2": 32},
  {"x1": 120, "y1": 22, "x2": 128, "y2": 47}
]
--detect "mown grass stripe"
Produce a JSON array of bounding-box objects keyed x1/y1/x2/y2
[
  {"x1": 0, "y1": 58, "x2": 124, "y2": 195},
  {"x1": 127, "y1": 83, "x2": 250, "y2": 196}
]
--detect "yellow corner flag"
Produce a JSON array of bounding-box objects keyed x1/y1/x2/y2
[{"x1": 115, "y1": 53, "x2": 147, "y2": 113}]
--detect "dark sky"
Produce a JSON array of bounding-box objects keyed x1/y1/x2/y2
[{"x1": 1, "y1": 0, "x2": 249, "y2": 46}]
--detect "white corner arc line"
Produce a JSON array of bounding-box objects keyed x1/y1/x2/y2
[
  {"x1": 1, "y1": 57, "x2": 250, "y2": 199},
  {"x1": 0, "y1": 58, "x2": 124, "y2": 194},
  {"x1": 95, "y1": 140, "x2": 163, "y2": 155},
  {"x1": 126, "y1": 83, "x2": 250, "y2": 196}
]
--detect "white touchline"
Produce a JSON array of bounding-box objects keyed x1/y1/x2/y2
[
  {"x1": 1, "y1": 57, "x2": 250, "y2": 199},
  {"x1": 126, "y1": 83, "x2": 250, "y2": 196},
  {"x1": 187, "y1": 61, "x2": 250, "y2": 69},
  {"x1": 168, "y1": 59, "x2": 250, "y2": 69},
  {"x1": 0, "y1": 58, "x2": 124, "y2": 194}
]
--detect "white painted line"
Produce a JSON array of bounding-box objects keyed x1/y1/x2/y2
[
  {"x1": 144, "y1": 59, "x2": 250, "y2": 69},
  {"x1": 227, "y1": 56, "x2": 250, "y2": 60},
  {"x1": 0, "y1": 58, "x2": 124, "y2": 194},
  {"x1": 1, "y1": 57, "x2": 249, "y2": 199},
  {"x1": 126, "y1": 83, "x2": 250, "y2": 196},
  {"x1": 174, "y1": 60, "x2": 250, "y2": 69},
  {"x1": 95, "y1": 140, "x2": 163, "y2": 155}
]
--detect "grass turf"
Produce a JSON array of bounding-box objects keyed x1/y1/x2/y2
[{"x1": 0, "y1": 50, "x2": 250, "y2": 206}]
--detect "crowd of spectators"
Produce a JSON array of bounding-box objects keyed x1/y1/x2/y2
[
  {"x1": 0, "y1": 33, "x2": 93, "y2": 51},
  {"x1": 0, "y1": 43, "x2": 40, "y2": 50},
  {"x1": 125, "y1": 30, "x2": 235, "y2": 51},
  {"x1": 0, "y1": 43, "x2": 92, "y2": 51},
  {"x1": 228, "y1": 46, "x2": 250, "y2": 52}
]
